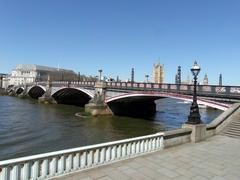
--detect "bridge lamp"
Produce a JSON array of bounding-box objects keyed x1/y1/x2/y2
[
  {"x1": 98, "y1": 69, "x2": 102, "y2": 82},
  {"x1": 186, "y1": 61, "x2": 202, "y2": 124}
]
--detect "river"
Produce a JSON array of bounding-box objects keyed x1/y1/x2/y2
[{"x1": 0, "y1": 96, "x2": 221, "y2": 160}]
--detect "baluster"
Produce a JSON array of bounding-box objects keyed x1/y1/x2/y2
[
  {"x1": 87, "y1": 150, "x2": 93, "y2": 167},
  {"x1": 10, "y1": 165, "x2": 19, "y2": 180},
  {"x1": 100, "y1": 148, "x2": 106, "y2": 163},
  {"x1": 73, "y1": 153, "x2": 80, "y2": 170},
  {"x1": 0, "y1": 167, "x2": 8, "y2": 180},
  {"x1": 32, "y1": 160, "x2": 39, "y2": 179},
  {"x1": 49, "y1": 157, "x2": 57, "y2": 176},
  {"x1": 136, "y1": 141, "x2": 140, "y2": 154},
  {"x1": 80, "y1": 152, "x2": 87, "y2": 168},
  {"x1": 58, "y1": 156, "x2": 65, "y2": 174},
  {"x1": 155, "y1": 137, "x2": 159, "y2": 149},
  {"x1": 160, "y1": 136, "x2": 164, "y2": 149},
  {"x1": 22, "y1": 162, "x2": 30, "y2": 180},
  {"x1": 105, "y1": 147, "x2": 111, "y2": 162},
  {"x1": 156, "y1": 137, "x2": 160, "y2": 148},
  {"x1": 144, "y1": 140, "x2": 148, "y2": 152},
  {"x1": 152, "y1": 138, "x2": 156, "y2": 150},
  {"x1": 94, "y1": 149, "x2": 100, "y2": 165},
  {"x1": 41, "y1": 159, "x2": 49, "y2": 178},
  {"x1": 66, "y1": 154, "x2": 73, "y2": 172},
  {"x1": 111, "y1": 146, "x2": 116, "y2": 161},
  {"x1": 122, "y1": 144, "x2": 127, "y2": 157},
  {"x1": 140, "y1": 140, "x2": 144, "y2": 153},
  {"x1": 131, "y1": 142, "x2": 136, "y2": 155},
  {"x1": 117, "y1": 145, "x2": 121, "y2": 159},
  {"x1": 148, "y1": 139, "x2": 152, "y2": 151},
  {"x1": 127, "y1": 143, "x2": 131, "y2": 156}
]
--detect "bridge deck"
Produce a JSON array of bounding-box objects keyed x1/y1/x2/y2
[{"x1": 54, "y1": 135, "x2": 240, "y2": 180}]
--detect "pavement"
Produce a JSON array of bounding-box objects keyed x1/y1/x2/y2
[{"x1": 53, "y1": 135, "x2": 240, "y2": 180}]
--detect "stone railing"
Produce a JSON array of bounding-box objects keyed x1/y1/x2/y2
[
  {"x1": 206, "y1": 103, "x2": 240, "y2": 137},
  {"x1": 0, "y1": 133, "x2": 164, "y2": 180}
]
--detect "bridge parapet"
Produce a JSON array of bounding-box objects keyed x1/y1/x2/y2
[
  {"x1": 105, "y1": 82, "x2": 240, "y2": 100},
  {"x1": 12, "y1": 81, "x2": 240, "y2": 101}
]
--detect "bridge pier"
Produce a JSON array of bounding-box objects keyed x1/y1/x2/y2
[
  {"x1": 18, "y1": 85, "x2": 29, "y2": 98},
  {"x1": 38, "y1": 76, "x2": 56, "y2": 104},
  {"x1": 85, "y1": 82, "x2": 113, "y2": 116}
]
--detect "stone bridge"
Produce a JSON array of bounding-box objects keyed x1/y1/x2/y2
[{"x1": 9, "y1": 81, "x2": 240, "y2": 117}]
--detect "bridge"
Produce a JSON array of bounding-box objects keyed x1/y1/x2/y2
[{"x1": 8, "y1": 80, "x2": 240, "y2": 117}]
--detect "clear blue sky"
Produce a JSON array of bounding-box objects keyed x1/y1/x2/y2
[{"x1": 0, "y1": 0, "x2": 239, "y2": 85}]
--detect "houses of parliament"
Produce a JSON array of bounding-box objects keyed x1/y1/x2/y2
[{"x1": 153, "y1": 63, "x2": 164, "y2": 83}]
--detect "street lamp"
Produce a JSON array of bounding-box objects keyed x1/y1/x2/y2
[
  {"x1": 186, "y1": 61, "x2": 202, "y2": 124},
  {"x1": 78, "y1": 72, "x2": 80, "y2": 84},
  {"x1": 98, "y1": 69, "x2": 102, "y2": 82},
  {"x1": 145, "y1": 75, "x2": 149, "y2": 83}
]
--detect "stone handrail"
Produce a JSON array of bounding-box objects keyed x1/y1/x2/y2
[
  {"x1": 207, "y1": 103, "x2": 240, "y2": 130},
  {"x1": 0, "y1": 132, "x2": 164, "y2": 180}
]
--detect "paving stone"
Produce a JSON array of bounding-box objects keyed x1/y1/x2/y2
[
  {"x1": 157, "y1": 166, "x2": 179, "y2": 178},
  {"x1": 125, "y1": 172, "x2": 152, "y2": 180},
  {"x1": 86, "y1": 170, "x2": 106, "y2": 179},
  {"x1": 105, "y1": 170, "x2": 130, "y2": 180},
  {"x1": 192, "y1": 175, "x2": 209, "y2": 180},
  {"x1": 211, "y1": 176, "x2": 226, "y2": 180},
  {"x1": 137, "y1": 166, "x2": 162, "y2": 179},
  {"x1": 96, "y1": 176, "x2": 113, "y2": 180}
]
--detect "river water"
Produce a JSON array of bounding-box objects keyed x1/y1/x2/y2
[{"x1": 0, "y1": 96, "x2": 221, "y2": 160}]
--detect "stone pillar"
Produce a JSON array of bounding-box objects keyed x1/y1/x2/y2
[
  {"x1": 38, "y1": 75, "x2": 56, "y2": 104},
  {"x1": 18, "y1": 84, "x2": 29, "y2": 98},
  {"x1": 182, "y1": 124, "x2": 206, "y2": 143},
  {"x1": 85, "y1": 81, "x2": 113, "y2": 116}
]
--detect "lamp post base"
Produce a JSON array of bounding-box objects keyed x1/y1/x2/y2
[
  {"x1": 182, "y1": 123, "x2": 206, "y2": 143},
  {"x1": 186, "y1": 114, "x2": 202, "y2": 124},
  {"x1": 186, "y1": 103, "x2": 202, "y2": 124}
]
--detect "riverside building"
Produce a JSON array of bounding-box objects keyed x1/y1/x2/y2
[{"x1": 8, "y1": 64, "x2": 76, "y2": 86}]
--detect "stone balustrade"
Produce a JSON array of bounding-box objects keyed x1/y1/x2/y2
[{"x1": 0, "y1": 132, "x2": 164, "y2": 180}]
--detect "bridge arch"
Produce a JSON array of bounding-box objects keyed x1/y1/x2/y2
[
  {"x1": 28, "y1": 85, "x2": 46, "y2": 99},
  {"x1": 51, "y1": 87, "x2": 93, "y2": 106},
  {"x1": 15, "y1": 87, "x2": 24, "y2": 95},
  {"x1": 106, "y1": 92, "x2": 230, "y2": 117}
]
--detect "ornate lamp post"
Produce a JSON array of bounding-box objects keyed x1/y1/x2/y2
[
  {"x1": 186, "y1": 61, "x2": 202, "y2": 124},
  {"x1": 98, "y1": 69, "x2": 102, "y2": 82}
]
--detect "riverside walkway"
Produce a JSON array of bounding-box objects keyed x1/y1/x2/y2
[{"x1": 54, "y1": 135, "x2": 240, "y2": 180}]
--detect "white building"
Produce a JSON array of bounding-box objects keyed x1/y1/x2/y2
[
  {"x1": 0, "y1": 73, "x2": 8, "y2": 89},
  {"x1": 8, "y1": 64, "x2": 76, "y2": 86}
]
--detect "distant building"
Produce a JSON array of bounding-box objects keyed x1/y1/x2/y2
[
  {"x1": 175, "y1": 66, "x2": 181, "y2": 84},
  {"x1": 131, "y1": 68, "x2": 134, "y2": 83},
  {"x1": 153, "y1": 63, "x2": 164, "y2": 83},
  {"x1": 203, "y1": 74, "x2": 209, "y2": 85},
  {"x1": 219, "y1": 74, "x2": 222, "y2": 86},
  {"x1": 8, "y1": 64, "x2": 76, "y2": 86}
]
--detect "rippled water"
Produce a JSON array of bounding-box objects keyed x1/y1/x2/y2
[{"x1": 0, "y1": 96, "x2": 221, "y2": 160}]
